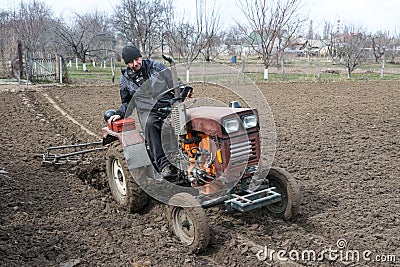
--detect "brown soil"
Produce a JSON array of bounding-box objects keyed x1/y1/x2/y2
[{"x1": 0, "y1": 80, "x2": 399, "y2": 266}]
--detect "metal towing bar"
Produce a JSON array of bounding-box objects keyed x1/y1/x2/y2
[{"x1": 41, "y1": 141, "x2": 106, "y2": 164}]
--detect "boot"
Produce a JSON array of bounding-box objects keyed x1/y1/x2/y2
[{"x1": 160, "y1": 164, "x2": 173, "y2": 180}]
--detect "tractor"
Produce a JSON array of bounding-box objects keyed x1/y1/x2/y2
[{"x1": 42, "y1": 56, "x2": 301, "y2": 253}]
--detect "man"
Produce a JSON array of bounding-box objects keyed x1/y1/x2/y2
[{"x1": 107, "y1": 45, "x2": 177, "y2": 179}]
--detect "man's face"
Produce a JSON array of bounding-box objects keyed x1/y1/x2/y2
[{"x1": 128, "y1": 57, "x2": 142, "y2": 72}]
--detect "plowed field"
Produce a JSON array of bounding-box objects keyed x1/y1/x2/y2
[{"x1": 1, "y1": 80, "x2": 399, "y2": 266}]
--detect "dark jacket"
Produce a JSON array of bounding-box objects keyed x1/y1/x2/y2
[{"x1": 116, "y1": 59, "x2": 174, "y2": 118}]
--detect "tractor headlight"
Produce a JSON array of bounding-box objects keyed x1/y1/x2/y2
[
  {"x1": 223, "y1": 118, "x2": 240, "y2": 134},
  {"x1": 242, "y1": 114, "x2": 258, "y2": 129}
]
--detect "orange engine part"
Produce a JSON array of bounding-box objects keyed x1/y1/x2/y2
[{"x1": 182, "y1": 132, "x2": 217, "y2": 180}]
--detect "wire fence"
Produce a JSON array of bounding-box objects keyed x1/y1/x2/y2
[
  {"x1": 0, "y1": 40, "x2": 70, "y2": 83},
  {"x1": 228, "y1": 55, "x2": 400, "y2": 82},
  {"x1": 2, "y1": 41, "x2": 400, "y2": 84},
  {"x1": 171, "y1": 56, "x2": 400, "y2": 84}
]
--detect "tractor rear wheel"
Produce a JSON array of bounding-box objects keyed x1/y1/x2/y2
[
  {"x1": 106, "y1": 141, "x2": 148, "y2": 212},
  {"x1": 167, "y1": 193, "x2": 209, "y2": 254},
  {"x1": 266, "y1": 167, "x2": 301, "y2": 220}
]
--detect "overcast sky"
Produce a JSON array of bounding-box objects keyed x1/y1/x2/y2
[{"x1": 1, "y1": 0, "x2": 399, "y2": 34}]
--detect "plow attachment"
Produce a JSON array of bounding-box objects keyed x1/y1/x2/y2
[
  {"x1": 224, "y1": 187, "x2": 281, "y2": 212},
  {"x1": 40, "y1": 141, "x2": 107, "y2": 164}
]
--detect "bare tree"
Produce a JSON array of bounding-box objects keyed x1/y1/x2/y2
[
  {"x1": 236, "y1": 0, "x2": 304, "y2": 79},
  {"x1": 166, "y1": 21, "x2": 203, "y2": 64},
  {"x1": 54, "y1": 11, "x2": 115, "y2": 68},
  {"x1": 165, "y1": 0, "x2": 220, "y2": 62},
  {"x1": 198, "y1": 0, "x2": 221, "y2": 62},
  {"x1": 223, "y1": 25, "x2": 246, "y2": 58},
  {"x1": 12, "y1": 0, "x2": 54, "y2": 52},
  {"x1": 371, "y1": 31, "x2": 393, "y2": 63},
  {"x1": 112, "y1": 0, "x2": 172, "y2": 58},
  {"x1": 385, "y1": 31, "x2": 400, "y2": 64},
  {"x1": 0, "y1": 10, "x2": 17, "y2": 77},
  {"x1": 323, "y1": 21, "x2": 333, "y2": 40},
  {"x1": 330, "y1": 25, "x2": 369, "y2": 78},
  {"x1": 163, "y1": 0, "x2": 221, "y2": 81},
  {"x1": 208, "y1": 33, "x2": 228, "y2": 60},
  {"x1": 0, "y1": 1, "x2": 56, "y2": 78},
  {"x1": 307, "y1": 19, "x2": 313, "y2": 39}
]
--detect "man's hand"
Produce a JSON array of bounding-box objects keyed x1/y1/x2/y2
[
  {"x1": 107, "y1": 115, "x2": 121, "y2": 124},
  {"x1": 180, "y1": 84, "x2": 193, "y2": 100},
  {"x1": 187, "y1": 88, "x2": 193, "y2": 98}
]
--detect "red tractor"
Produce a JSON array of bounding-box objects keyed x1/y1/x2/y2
[{"x1": 43, "y1": 56, "x2": 300, "y2": 253}]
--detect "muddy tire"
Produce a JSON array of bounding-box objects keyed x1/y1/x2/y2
[
  {"x1": 106, "y1": 141, "x2": 148, "y2": 212},
  {"x1": 167, "y1": 193, "x2": 209, "y2": 254},
  {"x1": 266, "y1": 167, "x2": 301, "y2": 220}
]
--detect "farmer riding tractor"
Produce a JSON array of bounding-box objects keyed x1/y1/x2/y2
[
  {"x1": 101, "y1": 55, "x2": 301, "y2": 253},
  {"x1": 42, "y1": 55, "x2": 300, "y2": 254}
]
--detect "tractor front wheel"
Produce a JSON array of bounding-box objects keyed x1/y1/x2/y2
[
  {"x1": 266, "y1": 167, "x2": 301, "y2": 220},
  {"x1": 167, "y1": 193, "x2": 209, "y2": 253},
  {"x1": 106, "y1": 141, "x2": 148, "y2": 212}
]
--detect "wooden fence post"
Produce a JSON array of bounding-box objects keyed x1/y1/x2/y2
[
  {"x1": 59, "y1": 55, "x2": 63, "y2": 83},
  {"x1": 17, "y1": 41, "x2": 23, "y2": 80},
  {"x1": 55, "y1": 55, "x2": 60, "y2": 82}
]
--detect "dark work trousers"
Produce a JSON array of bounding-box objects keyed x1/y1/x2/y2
[{"x1": 140, "y1": 111, "x2": 169, "y2": 172}]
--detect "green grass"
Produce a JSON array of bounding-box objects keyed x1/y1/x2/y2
[
  {"x1": 67, "y1": 62, "x2": 124, "y2": 81},
  {"x1": 66, "y1": 58, "x2": 400, "y2": 83}
]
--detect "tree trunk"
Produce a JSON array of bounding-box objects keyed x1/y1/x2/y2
[
  {"x1": 264, "y1": 67, "x2": 269, "y2": 80},
  {"x1": 186, "y1": 64, "x2": 190, "y2": 83}
]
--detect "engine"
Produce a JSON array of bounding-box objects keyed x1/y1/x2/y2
[{"x1": 180, "y1": 106, "x2": 261, "y2": 193}]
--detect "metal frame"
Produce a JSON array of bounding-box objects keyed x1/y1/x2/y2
[
  {"x1": 41, "y1": 141, "x2": 106, "y2": 164},
  {"x1": 224, "y1": 187, "x2": 281, "y2": 212}
]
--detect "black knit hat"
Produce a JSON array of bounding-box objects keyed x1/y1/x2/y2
[{"x1": 122, "y1": 45, "x2": 142, "y2": 64}]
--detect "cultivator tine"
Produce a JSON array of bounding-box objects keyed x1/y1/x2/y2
[{"x1": 41, "y1": 141, "x2": 107, "y2": 165}]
